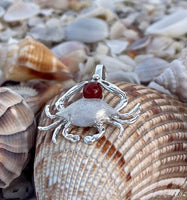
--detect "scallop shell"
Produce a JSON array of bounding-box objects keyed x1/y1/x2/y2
[
  {"x1": 0, "y1": 83, "x2": 61, "y2": 188},
  {"x1": 34, "y1": 82, "x2": 187, "y2": 200},
  {"x1": 0, "y1": 36, "x2": 71, "y2": 82},
  {"x1": 0, "y1": 87, "x2": 36, "y2": 188}
]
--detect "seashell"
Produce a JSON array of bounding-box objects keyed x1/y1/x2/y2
[
  {"x1": 0, "y1": 83, "x2": 61, "y2": 188},
  {"x1": 146, "y1": 10, "x2": 187, "y2": 37},
  {"x1": 106, "y1": 39, "x2": 129, "y2": 54},
  {"x1": 65, "y1": 17, "x2": 109, "y2": 43},
  {"x1": 51, "y1": 41, "x2": 89, "y2": 59},
  {"x1": 96, "y1": 42, "x2": 109, "y2": 55},
  {"x1": 51, "y1": 41, "x2": 88, "y2": 73},
  {"x1": 146, "y1": 36, "x2": 177, "y2": 58},
  {"x1": 60, "y1": 50, "x2": 88, "y2": 74},
  {"x1": 96, "y1": 55, "x2": 135, "y2": 73},
  {"x1": 155, "y1": 58, "x2": 187, "y2": 103},
  {"x1": 148, "y1": 81, "x2": 172, "y2": 96},
  {"x1": 28, "y1": 18, "x2": 65, "y2": 43},
  {"x1": 129, "y1": 35, "x2": 151, "y2": 51},
  {"x1": 0, "y1": 87, "x2": 36, "y2": 188},
  {"x1": 123, "y1": 28, "x2": 139, "y2": 40},
  {"x1": 34, "y1": 82, "x2": 187, "y2": 200},
  {"x1": 106, "y1": 71, "x2": 140, "y2": 84},
  {"x1": 0, "y1": 6, "x2": 5, "y2": 18},
  {"x1": 0, "y1": 28, "x2": 16, "y2": 42},
  {"x1": 134, "y1": 57, "x2": 170, "y2": 82},
  {"x1": 27, "y1": 17, "x2": 44, "y2": 27},
  {"x1": 34, "y1": 0, "x2": 69, "y2": 10},
  {"x1": 0, "y1": 36, "x2": 71, "y2": 82},
  {"x1": 94, "y1": 0, "x2": 115, "y2": 10},
  {"x1": 77, "y1": 7, "x2": 117, "y2": 22},
  {"x1": 3, "y1": 0, "x2": 40, "y2": 22},
  {"x1": 109, "y1": 21, "x2": 126, "y2": 39}
]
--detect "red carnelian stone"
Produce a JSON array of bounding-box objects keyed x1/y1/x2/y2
[{"x1": 83, "y1": 82, "x2": 102, "y2": 98}]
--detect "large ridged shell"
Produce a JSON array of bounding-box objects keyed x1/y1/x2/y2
[
  {"x1": 0, "y1": 87, "x2": 36, "y2": 188},
  {"x1": 34, "y1": 82, "x2": 187, "y2": 200},
  {"x1": 0, "y1": 36, "x2": 71, "y2": 82}
]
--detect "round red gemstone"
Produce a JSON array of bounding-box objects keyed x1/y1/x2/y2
[{"x1": 83, "y1": 82, "x2": 102, "y2": 98}]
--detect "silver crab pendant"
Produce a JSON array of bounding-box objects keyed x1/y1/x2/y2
[{"x1": 38, "y1": 65, "x2": 140, "y2": 144}]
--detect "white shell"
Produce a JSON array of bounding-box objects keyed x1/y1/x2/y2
[
  {"x1": 35, "y1": 0, "x2": 69, "y2": 10},
  {"x1": 65, "y1": 18, "x2": 109, "y2": 43},
  {"x1": 106, "y1": 71, "x2": 140, "y2": 84},
  {"x1": 146, "y1": 10, "x2": 187, "y2": 37},
  {"x1": 28, "y1": 19, "x2": 65, "y2": 43},
  {"x1": 109, "y1": 21, "x2": 125, "y2": 39},
  {"x1": 77, "y1": 7, "x2": 117, "y2": 22},
  {"x1": 3, "y1": 0, "x2": 40, "y2": 22},
  {"x1": 96, "y1": 55, "x2": 135, "y2": 73},
  {"x1": 106, "y1": 39, "x2": 129, "y2": 54},
  {"x1": 155, "y1": 58, "x2": 187, "y2": 102},
  {"x1": 135, "y1": 57, "x2": 170, "y2": 82},
  {"x1": 0, "y1": 6, "x2": 5, "y2": 18},
  {"x1": 129, "y1": 35, "x2": 151, "y2": 50},
  {"x1": 51, "y1": 41, "x2": 88, "y2": 59},
  {"x1": 146, "y1": 36, "x2": 178, "y2": 58}
]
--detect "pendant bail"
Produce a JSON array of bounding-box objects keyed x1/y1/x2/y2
[{"x1": 92, "y1": 64, "x2": 106, "y2": 81}]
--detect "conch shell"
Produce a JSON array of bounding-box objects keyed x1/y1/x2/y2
[
  {"x1": 155, "y1": 48, "x2": 187, "y2": 102},
  {"x1": 0, "y1": 83, "x2": 61, "y2": 188},
  {"x1": 0, "y1": 36, "x2": 71, "y2": 82},
  {"x1": 34, "y1": 82, "x2": 187, "y2": 200}
]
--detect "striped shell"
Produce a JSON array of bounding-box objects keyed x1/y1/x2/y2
[
  {"x1": 0, "y1": 87, "x2": 36, "y2": 188},
  {"x1": 0, "y1": 83, "x2": 62, "y2": 188},
  {"x1": 0, "y1": 36, "x2": 71, "y2": 82},
  {"x1": 34, "y1": 82, "x2": 187, "y2": 200}
]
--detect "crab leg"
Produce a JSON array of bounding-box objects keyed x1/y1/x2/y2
[
  {"x1": 107, "y1": 120, "x2": 124, "y2": 138},
  {"x1": 84, "y1": 123, "x2": 105, "y2": 144},
  {"x1": 55, "y1": 81, "x2": 88, "y2": 110},
  {"x1": 52, "y1": 123, "x2": 64, "y2": 144},
  {"x1": 118, "y1": 103, "x2": 140, "y2": 119},
  {"x1": 62, "y1": 122, "x2": 80, "y2": 142},
  {"x1": 113, "y1": 111, "x2": 140, "y2": 124},
  {"x1": 44, "y1": 104, "x2": 57, "y2": 119},
  {"x1": 38, "y1": 119, "x2": 61, "y2": 131},
  {"x1": 100, "y1": 80, "x2": 128, "y2": 112}
]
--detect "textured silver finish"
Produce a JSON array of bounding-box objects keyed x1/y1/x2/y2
[{"x1": 38, "y1": 65, "x2": 140, "y2": 144}]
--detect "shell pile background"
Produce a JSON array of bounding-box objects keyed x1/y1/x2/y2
[{"x1": 0, "y1": 0, "x2": 187, "y2": 199}]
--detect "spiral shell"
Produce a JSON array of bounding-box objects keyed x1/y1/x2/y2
[
  {"x1": 155, "y1": 49, "x2": 187, "y2": 103},
  {"x1": 0, "y1": 36, "x2": 71, "y2": 82},
  {"x1": 0, "y1": 87, "x2": 36, "y2": 188},
  {"x1": 34, "y1": 82, "x2": 187, "y2": 200}
]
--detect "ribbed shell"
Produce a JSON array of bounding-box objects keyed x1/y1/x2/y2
[
  {"x1": 0, "y1": 87, "x2": 36, "y2": 188},
  {"x1": 34, "y1": 82, "x2": 187, "y2": 200},
  {"x1": 0, "y1": 36, "x2": 71, "y2": 81}
]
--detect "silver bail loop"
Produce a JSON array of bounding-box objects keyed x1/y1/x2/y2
[{"x1": 92, "y1": 64, "x2": 106, "y2": 81}]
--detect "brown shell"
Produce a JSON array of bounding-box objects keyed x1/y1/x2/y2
[
  {"x1": 0, "y1": 87, "x2": 36, "y2": 188},
  {"x1": 34, "y1": 82, "x2": 187, "y2": 200},
  {"x1": 0, "y1": 36, "x2": 71, "y2": 81}
]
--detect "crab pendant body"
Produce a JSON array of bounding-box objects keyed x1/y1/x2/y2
[
  {"x1": 57, "y1": 98, "x2": 116, "y2": 127},
  {"x1": 39, "y1": 98, "x2": 140, "y2": 144},
  {"x1": 38, "y1": 65, "x2": 140, "y2": 144}
]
